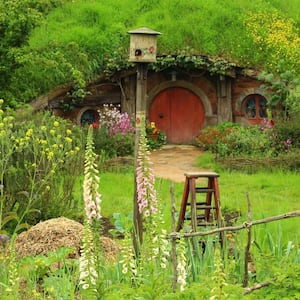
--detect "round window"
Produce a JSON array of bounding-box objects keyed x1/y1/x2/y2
[
  {"x1": 243, "y1": 94, "x2": 267, "y2": 124},
  {"x1": 80, "y1": 109, "x2": 98, "y2": 127}
]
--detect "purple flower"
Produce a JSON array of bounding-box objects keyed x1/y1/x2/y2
[{"x1": 285, "y1": 139, "x2": 292, "y2": 145}]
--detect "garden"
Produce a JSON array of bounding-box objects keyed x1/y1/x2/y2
[
  {"x1": 0, "y1": 99, "x2": 299, "y2": 299},
  {"x1": 0, "y1": 1, "x2": 300, "y2": 299}
]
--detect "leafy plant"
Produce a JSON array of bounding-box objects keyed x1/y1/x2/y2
[
  {"x1": 146, "y1": 121, "x2": 166, "y2": 150},
  {"x1": 1, "y1": 1, "x2": 300, "y2": 107},
  {"x1": 93, "y1": 105, "x2": 135, "y2": 158},
  {"x1": 0, "y1": 103, "x2": 84, "y2": 234}
]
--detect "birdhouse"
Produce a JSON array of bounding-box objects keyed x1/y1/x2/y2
[{"x1": 128, "y1": 27, "x2": 161, "y2": 63}]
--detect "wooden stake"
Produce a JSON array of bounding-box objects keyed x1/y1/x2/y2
[
  {"x1": 243, "y1": 278, "x2": 277, "y2": 295},
  {"x1": 170, "y1": 181, "x2": 178, "y2": 292},
  {"x1": 243, "y1": 192, "x2": 252, "y2": 287}
]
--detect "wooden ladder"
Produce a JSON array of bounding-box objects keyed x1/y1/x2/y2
[{"x1": 176, "y1": 172, "x2": 223, "y2": 241}]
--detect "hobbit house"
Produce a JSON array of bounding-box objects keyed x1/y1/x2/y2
[{"x1": 33, "y1": 55, "x2": 269, "y2": 144}]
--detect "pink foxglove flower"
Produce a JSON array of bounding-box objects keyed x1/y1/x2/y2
[
  {"x1": 83, "y1": 126, "x2": 101, "y2": 224},
  {"x1": 136, "y1": 124, "x2": 158, "y2": 219}
]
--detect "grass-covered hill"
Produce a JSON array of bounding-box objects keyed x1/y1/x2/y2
[{"x1": 0, "y1": 0, "x2": 299, "y2": 107}]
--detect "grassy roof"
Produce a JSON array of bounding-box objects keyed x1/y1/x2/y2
[{"x1": 1, "y1": 0, "x2": 299, "y2": 106}]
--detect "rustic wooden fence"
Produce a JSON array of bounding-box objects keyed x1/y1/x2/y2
[{"x1": 169, "y1": 184, "x2": 300, "y2": 294}]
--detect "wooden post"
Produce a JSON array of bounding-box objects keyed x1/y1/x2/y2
[
  {"x1": 170, "y1": 182, "x2": 178, "y2": 292},
  {"x1": 128, "y1": 27, "x2": 161, "y2": 256},
  {"x1": 133, "y1": 63, "x2": 148, "y2": 254}
]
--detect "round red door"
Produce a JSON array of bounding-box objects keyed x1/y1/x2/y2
[{"x1": 149, "y1": 87, "x2": 205, "y2": 144}]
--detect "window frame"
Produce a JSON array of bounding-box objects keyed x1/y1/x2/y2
[{"x1": 242, "y1": 94, "x2": 268, "y2": 124}]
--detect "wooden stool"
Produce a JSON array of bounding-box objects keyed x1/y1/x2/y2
[{"x1": 176, "y1": 172, "x2": 222, "y2": 234}]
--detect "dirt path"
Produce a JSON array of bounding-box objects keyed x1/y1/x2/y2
[{"x1": 149, "y1": 145, "x2": 204, "y2": 182}]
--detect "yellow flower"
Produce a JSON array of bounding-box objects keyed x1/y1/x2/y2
[
  {"x1": 26, "y1": 129, "x2": 33, "y2": 137},
  {"x1": 68, "y1": 150, "x2": 74, "y2": 156},
  {"x1": 40, "y1": 125, "x2": 47, "y2": 131},
  {"x1": 66, "y1": 129, "x2": 72, "y2": 135},
  {"x1": 0, "y1": 109, "x2": 3, "y2": 115},
  {"x1": 53, "y1": 121, "x2": 59, "y2": 127},
  {"x1": 47, "y1": 151, "x2": 54, "y2": 159},
  {"x1": 45, "y1": 185, "x2": 51, "y2": 191},
  {"x1": 0, "y1": 99, "x2": 3, "y2": 105},
  {"x1": 49, "y1": 129, "x2": 55, "y2": 135},
  {"x1": 65, "y1": 137, "x2": 72, "y2": 143},
  {"x1": 39, "y1": 139, "x2": 47, "y2": 145}
]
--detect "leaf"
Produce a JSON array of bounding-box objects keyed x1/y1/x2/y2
[
  {"x1": 15, "y1": 222, "x2": 31, "y2": 233},
  {"x1": 0, "y1": 229, "x2": 9, "y2": 235},
  {"x1": 17, "y1": 190, "x2": 30, "y2": 198},
  {"x1": 285, "y1": 241, "x2": 293, "y2": 258},
  {"x1": 1, "y1": 211, "x2": 18, "y2": 226},
  {"x1": 265, "y1": 73, "x2": 274, "y2": 82}
]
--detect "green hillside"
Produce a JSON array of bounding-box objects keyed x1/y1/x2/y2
[{"x1": 0, "y1": 0, "x2": 299, "y2": 107}]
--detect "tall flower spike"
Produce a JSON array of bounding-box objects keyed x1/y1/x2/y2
[
  {"x1": 83, "y1": 126, "x2": 101, "y2": 224},
  {"x1": 176, "y1": 236, "x2": 187, "y2": 292},
  {"x1": 136, "y1": 120, "x2": 158, "y2": 219},
  {"x1": 79, "y1": 221, "x2": 98, "y2": 296}
]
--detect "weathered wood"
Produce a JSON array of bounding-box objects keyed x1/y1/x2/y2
[
  {"x1": 170, "y1": 182, "x2": 178, "y2": 292},
  {"x1": 216, "y1": 157, "x2": 300, "y2": 171},
  {"x1": 169, "y1": 210, "x2": 300, "y2": 239},
  {"x1": 243, "y1": 192, "x2": 252, "y2": 287},
  {"x1": 243, "y1": 278, "x2": 277, "y2": 295}
]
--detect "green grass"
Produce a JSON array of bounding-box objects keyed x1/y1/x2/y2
[
  {"x1": 89, "y1": 156, "x2": 300, "y2": 247},
  {"x1": 2, "y1": 152, "x2": 299, "y2": 299}
]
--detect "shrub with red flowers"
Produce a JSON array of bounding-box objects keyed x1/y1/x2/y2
[
  {"x1": 194, "y1": 122, "x2": 237, "y2": 153},
  {"x1": 194, "y1": 120, "x2": 299, "y2": 158}
]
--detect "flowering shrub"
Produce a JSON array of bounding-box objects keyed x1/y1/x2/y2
[
  {"x1": 194, "y1": 122, "x2": 239, "y2": 153},
  {"x1": 99, "y1": 105, "x2": 134, "y2": 136},
  {"x1": 93, "y1": 105, "x2": 135, "y2": 158},
  {"x1": 194, "y1": 121, "x2": 298, "y2": 158},
  {"x1": 245, "y1": 11, "x2": 300, "y2": 73},
  {"x1": 0, "y1": 102, "x2": 83, "y2": 233},
  {"x1": 146, "y1": 121, "x2": 166, "y2": 150}
]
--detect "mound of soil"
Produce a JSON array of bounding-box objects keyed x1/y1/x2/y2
[{"x1": 15, "y1": 217, "x2": 119, "y2": 261}]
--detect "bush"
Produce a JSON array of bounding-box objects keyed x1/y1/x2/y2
[
  {"x1": 0, "y1": 103, "x2": 84, "y2": 234},
  {"x1": 272, "y1": 119, "x2": 300, "y2": 149},
  {"x1": 194, "y1": 122, "x2": 239, "y2": 153},
  {"x1": 145, "y1": 122, "x2": 166, "y2": 150},
  {"x1": 93, "y1": 105, "x2": 135, "y2": 158},
  {"x1": 194, "y1": 121, "x2": 299, "y2": 158}
]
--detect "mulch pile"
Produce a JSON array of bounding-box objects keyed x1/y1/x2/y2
[{"x1": 15, "y1": 217, "x2": 119, "y2": 261}]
